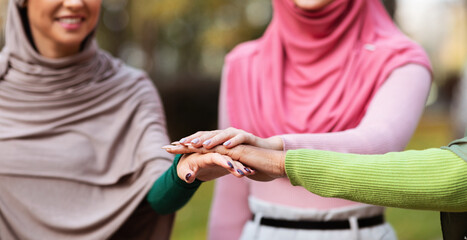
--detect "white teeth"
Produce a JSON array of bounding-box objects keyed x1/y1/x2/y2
[{"x1": 59, "y1": 18, "x2": 81, "y2": 24}]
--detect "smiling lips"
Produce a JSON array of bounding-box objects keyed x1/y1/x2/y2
[{"x1": 57, "y1": 17, "x2": 85, "y2": 30}]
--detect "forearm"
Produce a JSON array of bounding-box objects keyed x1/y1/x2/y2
[
  {"x1": 285, "y1": 148, "x2": 467, "y2": 212},
  {"x1": 146, "y1": 154, "x2": 202, "y2": 214},
  {"x1": 281, "y1": 64, "x2": 431, "y2": 154}
]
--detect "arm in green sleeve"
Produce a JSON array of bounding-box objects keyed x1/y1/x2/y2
[
  {"x1": 146, "y1": 154, "x2": 202, "y2": 214},
  {"x1": 285, "y1": 148, "x2": 467, "y2": 212}
]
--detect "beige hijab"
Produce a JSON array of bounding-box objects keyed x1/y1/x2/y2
[{"x1": 0, "y1": 0, "x2": 174, "y2": 239}]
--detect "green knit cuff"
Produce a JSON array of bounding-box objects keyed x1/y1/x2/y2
[
  {"x1": 285, "y1": 149, "x2": 310, "y2": 187},
  {"x1": 146, "y1": 154, "x2": 202, "y2": 214}
]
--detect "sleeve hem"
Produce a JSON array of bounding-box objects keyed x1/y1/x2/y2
[{"x1": 285, "y1": 150, "x2": 301, "y2": 186}]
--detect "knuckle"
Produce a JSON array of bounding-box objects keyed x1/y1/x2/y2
[{"x1": 238, "y1": 145, "x2": 248, "y2": 156}]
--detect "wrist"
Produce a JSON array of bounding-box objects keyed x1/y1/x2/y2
[
  {"x1": 264, "y1": 136, "x2": 284, "y2": 150},
  {"x1": 278, "y1": 151, "x2": 287, "y2": 177},
  {"x1": 264, "y1": 149, "x2": 287, "y2": 178}
]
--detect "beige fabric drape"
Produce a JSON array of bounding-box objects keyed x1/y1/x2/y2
[{"x1": 0, "y1": 0, "x2": 174, "y2": 239}]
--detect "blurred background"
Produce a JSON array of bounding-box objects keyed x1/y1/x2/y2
[{"x1": 1, "y1": 0, "x2": 466, "y2": 239}]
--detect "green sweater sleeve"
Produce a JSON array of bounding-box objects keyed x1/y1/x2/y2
[
  {"x1": 285, "y1": 148, "x2": 467, "y2": 212},
  {"x1": 146, "y1": 154, "x2": 202, "y2": 214}
]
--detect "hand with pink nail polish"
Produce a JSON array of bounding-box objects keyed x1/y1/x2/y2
[{"x1": 175, "y1": 127, "x2": 284, "y2": 151}]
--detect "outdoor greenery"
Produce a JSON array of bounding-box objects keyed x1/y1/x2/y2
[{"x1": 96, "y1": 0, "x2": 271, "y2": 82}]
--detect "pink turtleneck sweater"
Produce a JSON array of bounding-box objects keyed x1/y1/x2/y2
[{"x1": 209, "y1": 64, "x2": 431, "y2": 240}]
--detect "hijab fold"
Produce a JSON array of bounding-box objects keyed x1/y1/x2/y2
[
  {"x1": 226, "y1": 0, "x2": 431, "y2": 137},
  {"x1": 0, "y1": 0, "x2": 173, "y2": 238}
]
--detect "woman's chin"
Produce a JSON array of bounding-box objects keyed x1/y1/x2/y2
[
  {"x1": 55, "y1": 36, "x2": 87, "y2": 49},
  {"x1": 293, "y1": 0, "x2": 334, "y2": 10}
]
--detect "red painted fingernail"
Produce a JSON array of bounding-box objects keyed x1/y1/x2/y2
[{"x1": 185, "y1": 173, "x2": 192, "y2": 181}]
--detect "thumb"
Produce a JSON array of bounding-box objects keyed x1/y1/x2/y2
[{"x1": 176, "y1": 155, "x2": 197, "y2": 184}]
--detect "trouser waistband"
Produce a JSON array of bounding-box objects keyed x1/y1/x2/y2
[{"x1": 253, "y1": 214, "x2": 384, "y2": 230}]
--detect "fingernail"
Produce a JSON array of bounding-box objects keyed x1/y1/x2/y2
[
  {"x1": 237, "y1": 169, "x2": 244, "y2": 175},
  {"x1": 203, "y1": 139, "x2": 211, "y2": 145},
  {"x1": 227, "y1": 161, "x2": 234, "y2": 168},
  {"x1": 180, "y1": 138, "x2": 186, "y2": 143},
  {"x1": 191, "y1": 138, "x2": 200, "y2": 144},
  {"x1": 162, "y1": 145, "x2": 182, "y2": 150},
  {"x1": 244, "y1": 168, "x2": 251, "y2": 173},
  {"x1": 223, "y1": 140, "x2": 231, "y2": 146},
  {"x1": 185, "y1": 173, "x2": 192, "y2": 181}
]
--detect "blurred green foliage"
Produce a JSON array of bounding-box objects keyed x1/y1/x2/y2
[{"x1": 96, "y1": 0, "x2": 271, "y2": 82}]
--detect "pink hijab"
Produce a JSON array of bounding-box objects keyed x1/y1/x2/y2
[{"x1": 225, "y1": 0, "x2": 431, "y2": 137}]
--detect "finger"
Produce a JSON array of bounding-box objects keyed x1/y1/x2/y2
[
  {"x1": 223, "y1": 134, "x2": 253, "y2": 148},
  {"x1": 177, "y1": 132, "x2": 200, "y2": 145},
  {"x1": 190, "y1": 153, "x2": 243, "y2": 181},
  {"x1": 190, "y1": 130, "x2": 222, "y2": 148},
  {"x1": 162, "y1": 144, "x2": 197, "y2": 154},
  {"x1": 230, "y1": 160, "x2": 255, "y2": 177},
  {"x1": 180, "y1": 130, "x2": 221, "y2": 148},
  {"x1": 178, "y1": 131, "x2": 210, "y2": 146},
  {"x1": 176, "y1": 155, "x2": 197, "y2": 184},
  {"x1": 207, "y1": 154, "x2": 248, "y2": 178},
  {"x1": 202, "y1": 129, "x2": 241, "y2": 149},
  {"x1": 163, "y1": 144, "x2": 214, "y2": 154},
  {"x1": 209, "y1": 154, "x2": 245, "y2": 177}
]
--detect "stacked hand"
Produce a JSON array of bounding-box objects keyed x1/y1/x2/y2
[{"x1": 162, "y1": 128, "x2": 287, "y2": 183}]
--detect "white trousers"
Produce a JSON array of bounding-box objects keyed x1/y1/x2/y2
[{"x1": 239, "y1": 197, "x2": 397, "y2": 240}]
